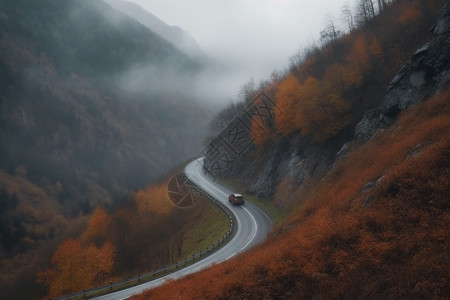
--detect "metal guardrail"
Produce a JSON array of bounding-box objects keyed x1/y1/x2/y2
[{"x1": 54, "y1": 167, "x2": 236, "y2": 300}]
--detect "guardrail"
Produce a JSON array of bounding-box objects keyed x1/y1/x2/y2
[{"x1": 54, "y1": 166, "x2": 236, "y2": 300}]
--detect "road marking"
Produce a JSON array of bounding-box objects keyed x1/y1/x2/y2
[
  {"x1": 92, "y1": 158, "x2": 266, "y2": 300},
  {"x1": 190, "y1": 158, "x2": 259, "y2": 261},
  {"x1": 241, "y1": 205, "x2": 258, "y2": 251}
]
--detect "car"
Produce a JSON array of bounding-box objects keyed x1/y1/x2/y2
[{"x1": 229, "y1": 193, "x2": 245, "y2": 205}]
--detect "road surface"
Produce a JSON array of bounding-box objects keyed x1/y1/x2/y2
[{"x1": 93, "y1": 157, "x2": 272, "y2": 299}]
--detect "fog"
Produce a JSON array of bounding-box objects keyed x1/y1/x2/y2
[{"x1": 126, "y1": 0, "x2": 350, "y2": 101}]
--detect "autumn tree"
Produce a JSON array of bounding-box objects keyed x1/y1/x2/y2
[
  {"x1": 275, "y1": 74, "x2": 351, "y2": 142},
  {"x1": 251, "y1": 113, "x2": 271, "y2": 148},
  {"x1": 275, "y1": 73, "x2": 303, "y2": 136},
  {"x1": 81, "y1": 207, "x2": 112, "y2": 245},
  {"x1": 37, "y1": 239, "x2": 116, "y2": 298},
  {"x1": 134, "y1": 185, "x2": 173, "y2": 215},
  {"x1": 345, "y1": 35, "x2": 371, "y2": 86}
]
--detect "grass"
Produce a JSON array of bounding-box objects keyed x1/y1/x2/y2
[
  {"x1": 219, "y1": 178, "x2": 286, "y2": 226},
  {"x1": 74, "y1": 174, "x2": 282, "y2": 300},
  {"x1": 60, "y1": 181, "x2": 232, "y2": 300},
  {"x1": 181, "y1": 195, "x2": 230, "y2": 258}
]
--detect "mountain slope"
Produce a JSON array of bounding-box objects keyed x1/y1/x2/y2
[
  {"x1": 104, "y1": 0, "x2": 204, "y2": 59},
  {"x1": 0, "y1": 0, "x2": 206, "y2": 207},
  {"x1": 132, "y1": 0, "x2": 449, "y2": 299},
  {"x1": 1, "y1": 0, "x2": 198, "y2": 76},
  {"x1": 136, "y1": 88, "x2": 450, "y2": 299},
  {"x1": 202, "y1": 0, "x2": 447, "y2": 208},
  {"x1": 0, "y1": 0, "x2": 213, "y2": 297}
]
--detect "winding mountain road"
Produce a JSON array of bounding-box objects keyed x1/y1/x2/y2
[{"x1": 93, "y1": 157, "x2": 272, "y2": 299}]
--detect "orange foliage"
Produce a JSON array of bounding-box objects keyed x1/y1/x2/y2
[
  {"x1": 81, "y1": 207, "x2": 111, "y2": 243},
  {"x1": 369, "y1": 37, "x2": 384, "y2": 61},
  {"x1": 345, "y1": 35, "x2": 370, "y2": 86},
  {"x1": 250, "y1": 115, "x2": 270, "y2": 148},
  {"x1": 275, "y1": 74, "x2": 351, "y2": 142},
  {"x1": 37, "y1": 239, "x2": 116, "y2": 298},
  {"x1": 292, "y1": 76, "x2": 321, "y2": 136},
  {"x1": 132, "y1": 89, "x2": 450, "y2": 299},
  {"x1": 399, "y1": 6, "x2": 422, "y2": 23},
  {"x1": 38, "y1": 181, "x2": 229, "y2": 298},
  {"x1": 322, "y1": 63, "x2": 350, "y2": 92},
  {"x1": 134, "y1": 184, "x2": 173, "y2": 215},
  {"x1": 274, "y1": 73, "x2": 302, "y2": 135}
]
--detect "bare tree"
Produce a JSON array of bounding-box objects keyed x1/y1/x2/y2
[
  {"x1": 320, "y1": 15, "x2": 342, "y2": 44},
  {"x1": 238, "y1": 78, "x2": 257, "y2": 104},
  {"x1": 357, "y1": 0, "x2": 376, "y2": 25},
  {"x1": 377, "y1": 0, "x2": 392, "y2": 13},
  {"x1": 342, "y1": 2, "x2": 356, "y2": 32},
  {"x1": 377, "y1": 0, "x2": 384, "y2": 12}
]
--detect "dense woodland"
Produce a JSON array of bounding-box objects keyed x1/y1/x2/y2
[
  {"x1": 37, "y1": 184, "x2": 229, "y2": 298},
  {"x1": 206, "y1": 0, "x2": 447, "y2": 203},
  {"x1": 1, "y1": 0, "x2": 449, "y2": 298},
  {"x1": 0, "y1": 0, "x2": 217, "y2": 298},
  {"x1": 134, "y1": 0, "x2": 449, "y2": 299},
  {"x1": 252, "y1": 0, "x2": 444, "y2": 146},
  {"x1": 138, "y1": 89, "x2": 449, "y2": 299}
]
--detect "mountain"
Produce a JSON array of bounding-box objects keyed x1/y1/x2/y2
[
  {"x1": 133, "y1": 0, "x2": 449, "y2": 299},
  {"x1": 0, "y1": 0, "x2": 207, "y2": 205},
  {"x1": 0, "y1": 0, "x2": 214, "y2": 297},
  {"x1": 104, "y1": 0, "x2": 205, "y2": 59},
  {"x1": 202, "y1": 0, "x2": 448, "y2": 205}
]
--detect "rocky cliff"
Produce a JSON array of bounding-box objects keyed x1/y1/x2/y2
[
  {"x1": 355, "y1": 2, "x2": 450, "y2": 141},
  {"x1": 203, "y1": 2, "x2": 450, "y2": 203}
]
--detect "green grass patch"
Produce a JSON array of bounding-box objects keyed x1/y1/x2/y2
[
  {"x1": 219, "y1": 179, "x2": 286, "y2": 226},
  {"x1": 180, "y1": 194, "x2": 230, "y2": 258}
]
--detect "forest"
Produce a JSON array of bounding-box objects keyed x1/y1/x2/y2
[
  {"x1": 137, "y1": 88, "x2": 449, "y2": 299},
  {"x1": 204, "y1": 0, "x2": 447, "y2": 203},
  {"x1": 0, "y1": 0, "x2": 217, "y2": 298},
  {"x1": 1, "y1": 0, "x2": 449, "y2": 298},
  {"x1": 36, "y1": 183, "x2": 229, "y2": 298},
  {"x1": 133, "y1": 0, "x2": 449, "y2": 299},
  {"x1": 252, "y1": 0, "x2": 443, "y2": 146}
]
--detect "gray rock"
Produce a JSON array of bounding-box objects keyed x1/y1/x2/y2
[
  {"x1": 355, "y1": 6, "x2": 450, "y2": 142},
  {"x1": 335, "y1": 143, "x2": 350, "y2": 162},
  {"x1": 203, "y1": 3, "x2": 450, "y2": 203},
  {"x1": 430, "y1": 2, "x2": 450, "y2": 35},
  {"x1": 362, "y1": 182, "x2": 376, "y2": 193},
  {"x1": 363, "y1": 196, "x2": 374, "y2": 207}
]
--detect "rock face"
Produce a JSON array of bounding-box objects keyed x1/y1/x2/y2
[
  {"x1": 201, "y1": 91, "x2": 343, "y2": 200},
  {"x1": 355, "y1": 3, "x2": 450, "y2": 141},
  {"x1": 203, "y1": 3, "x2": 450, "y2": 201},
  {"x1": 430, "y1": 2, "x2": 450, "y2": 35},
  {"x1": 241, "y1": 137, "x2": 337, "y2": 199}
]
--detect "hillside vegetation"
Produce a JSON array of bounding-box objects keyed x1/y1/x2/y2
[
  {"x1": 0, "y1": 0, "x2": 214, "y2": 298},
  {"x1": 204, "y1": 0, "x2": 447, "y2": 208},
  {"x1": 134, "y1": 0, "x2": 449, "y2": 298},
  {"x1": 134, "y1": 72, "x2": 450, "y2": 300},
  {"x1": 37, "y1": 183, "x2": 229, "y2": 298}
]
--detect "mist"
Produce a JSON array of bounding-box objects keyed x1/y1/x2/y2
[{"x1": 125, "y1": 0, "x2": 351, "y2": 103}]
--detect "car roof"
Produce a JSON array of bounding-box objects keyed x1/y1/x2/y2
[{"x1": 233, "y1": 193, "x2": 243, "y2": 197}]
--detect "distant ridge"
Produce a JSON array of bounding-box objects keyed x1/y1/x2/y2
[{"x1": 104, "y1": 0, "x2": 204, "y2": 59}]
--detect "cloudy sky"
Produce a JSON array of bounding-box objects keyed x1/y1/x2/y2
[{"x1": 126, "y1": 0, "x2": 351, "y2": 98}]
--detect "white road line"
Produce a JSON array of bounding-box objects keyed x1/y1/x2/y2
[
  {"x1": 241, "y1": 205, "x2": 258, "y2": 251},
  {"x1": 191, "y1": 158, "x2": 259, "y2": 261}
]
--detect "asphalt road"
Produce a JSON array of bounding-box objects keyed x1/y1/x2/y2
[{"x1": 93, "y1": 157, "x2": 272, "y2": 300}]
